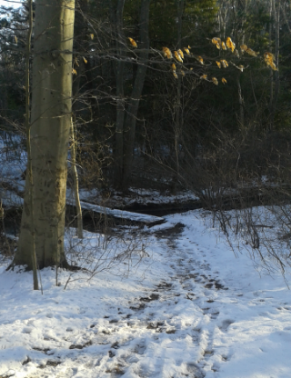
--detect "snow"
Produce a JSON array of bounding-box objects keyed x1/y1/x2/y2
[
  {"x1": 69, "y1": 187, "x2": 199, "y2": 208},
  {"x1": 1, "y1": 209, "x2": 291, "y2": 377}
]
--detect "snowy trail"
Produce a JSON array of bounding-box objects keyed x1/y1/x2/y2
[{"x1": 1, "y1": 210, "x2": 291, "y2": 377}]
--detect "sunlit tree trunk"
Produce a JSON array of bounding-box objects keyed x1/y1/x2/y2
[{"x1": 14, "y1": 0, "x2": 75, "y2": 269}]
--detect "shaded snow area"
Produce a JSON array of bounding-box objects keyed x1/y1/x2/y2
[{"x1": 1, "y1": 210, "x2": 291, "y2": 378}]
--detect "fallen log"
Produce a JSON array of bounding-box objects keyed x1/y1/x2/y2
[{"x1": 66, "y1": 198, "x2": 165, "y2": 227}]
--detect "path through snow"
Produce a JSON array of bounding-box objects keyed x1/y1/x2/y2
[{"x1": 0, "y1": 210, "x2": 291, "y2": 377}]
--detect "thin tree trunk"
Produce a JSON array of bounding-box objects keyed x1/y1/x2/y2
[
  {"x1": 24, "y1": 0, "x2": 38, "y2": 287},
  {"x1": 273, "y1": 0, "x2": 280, "y2": 107},
  {"x1": 237, "y1": 76, "x2": 244, "y2": 126},
  {"x1": 269, "y1": 0, "x2": 274, "y2": 115},
  {"x1": 14, "y1": 0, "x2": 76, "y2": 269},
  {"x1": 70, "y1": 118, "x2": 83, "y2": 239},
  {"x1": 121, "y1": 0, "x2": 151, "y2": 190},
  {"x1": 71, "y1": 0, "x2": 89, "y2": 240},
  {"x1": 172, "y1": 0, "x2": 184, "y2": 193},
  {"x1": 174, "y1": 79, "x2": 181, "y2": 183},
  {"x1": 111, "y1": 0, "x2": 126, "y2": 187},
  {"x1": 72, "y1": 0, "x2": 89, "y2": 110}
]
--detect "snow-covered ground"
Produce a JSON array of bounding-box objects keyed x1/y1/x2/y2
[{"x1": 1, "y1": 209, "x2": 291, "y2": 378}]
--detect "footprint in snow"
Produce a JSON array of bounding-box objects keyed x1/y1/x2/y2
[
  {"x1": 186, "y1": 362, "x2": 205, "y2": 378},
  {"x1": 211, "y1": 362, "x2": 220, "y2": 372},
  {"x1": 191, "y1": 328, "x2": 201, "y2": 343},
  {"x1": 202, "y1": 307, "x2": 220, "y2": 319},
  {"x1": 203, "y1": 349, "x2": 214, "y2": 358},
  {"x1": 221, "y1": 353, "x2": 232, "y2": 361},
  {"x1": 133, "y1": 340, "x2": 147, "y2": 355},
  {"x1": 219, "y1": 319, "x2": 234, "y2": 332}
]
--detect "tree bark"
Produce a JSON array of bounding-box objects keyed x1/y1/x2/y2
[
  {"x1": 269, "y1": 0, "x2": 274, "y2": 114},
  {"x1": 273, "y1": 0, "x2": 280, "y2": 108},
  {"x1": 111, "y1": 0, "x2": 126, "y2": 187},
  {"x1": 237, "y1": 76, "x2": 244, "y2": 127},
  {"x1": 24, "y1": 0, "x2": 38, "y2": 287},
  {"x1": 14, "y1": 0, "x2": 75, "y2": 269},
  {"x1": 70, "y1": 118, "x2": 83, "y2": 239},
  {"x1": 171, "y1": 0, "x2": 185, "y2": 193},
  {"x1": 72, "y1": 0, "x2": 89, "y2": 111},
  {"x1": 71, "y1": 0, "x2": 90, "y2": 240},
  {"x1": 121, "y1": 0, "x2": 151, "y2": 190}
]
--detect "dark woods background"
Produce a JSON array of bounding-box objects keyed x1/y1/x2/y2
[{"x1": 1, "y1": 0, "x2": 291, "y2": 201}]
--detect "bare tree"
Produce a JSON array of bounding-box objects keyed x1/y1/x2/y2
[{"x1": 13, "y1": 0, "x2": 76, "y2": 270}]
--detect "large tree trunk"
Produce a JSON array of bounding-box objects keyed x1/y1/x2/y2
[
  {"x1": 121, "y1": 0, "x2": 151, "y2": 190},
  {"x1": 14, "y1": 0, "x2": 75, "y2": 269}
]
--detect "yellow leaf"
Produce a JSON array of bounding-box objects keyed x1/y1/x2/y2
[
  {"x1": 221, "y1": 42, "x2": 227, "y2": 50},
  {"x1": 128, "y1": 37, "x2": 138, "y2": 48},
  {"x1": 190, "y1": 67, "x2": 193, "y2": 71},
  {"x1": 197, "y1": 56, "x2": 204, "y2": 65},
  {"x1": 188, "y1": 45, "x2": 191, "y2": 49},
  {"x1": 74, "y1": 58, "x2": 79, "y2": 67},
  {"x1": 162, "y1": 47, "x2": 173, "y2": 59},
  {"x1": 212, "y1": 37, "x2": 221, "y2": 46},
  {"x1": 216, "y1": 61, "x2": 221, "y2": 68},
  {"x1": 200, "y1": 74, "x2": 208, "y2": 80},
  {"x1": 220, "y1": 59, "x2": 229, "y2": 68},
  {"x1": 14, "y1": 35, "x2": 18, "y2": 44},
  {"x1": 222, "y1": 78, "x2": 227, "y2": 84},
  {"x1": 181, "y1": 70, "x2": 185, "y2": 77},
  {"x1": 171, "y1": 63, "x2": 176, "y2": 71},
  {"x1": 240, "y1": 44, "x2": 248, "y2": 52},
  {"x1": 183, "y1": 47, "x2": 190, "y2": 56},
  {"x1": 264, "y1": 52, "x2": 277, "y2": 70},
  {"x1": 264, "y1": 52, "x2": 275, "y2": 63},
  {"x1": 72, "y1": 68, "x2": 77, "y2": 75},
  {"x1": 83, "y1": 57, "x2": 88, "y2": 64},
  {"x1": 238, "y1": 65, "x2": 244, "y2": 72},
  {"x1": 90, "y1": 33, "x2": 94, "y2": 40},
  {"x1": 174, "y1": 51, "x2": 183, "y2": 63},
  {"x1": 212, "y1": 77, "x2": 218, "y2": 85},
  {"x1": 178, "y1": 49, "x2": 184, "y2": 59},
  {"x1": 226, "y1": 37, "x2": 235, "y2": 52}
]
